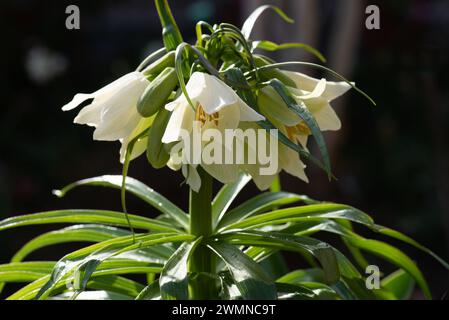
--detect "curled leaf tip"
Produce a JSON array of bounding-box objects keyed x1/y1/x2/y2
[{"x1": 52, "y1": 189, "x2": 64, "y2": 198}]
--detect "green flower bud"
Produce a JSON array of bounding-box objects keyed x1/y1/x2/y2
[
  {"x1": 147, "y1": 108, "x2": 171, "y2": 169},
  {"x1": 254, "y1": 56, "x2": 297, "y2": 88},
  {"x1": 138, "y1": 67, "x2": 178, "y2": 118},
  {"x1": 142, "y1": 51, "x2": 175, "y2": 79}
]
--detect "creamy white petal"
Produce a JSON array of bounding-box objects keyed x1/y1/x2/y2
[
  {"x1": 93, "y1": 105, "x2": 142, "y2": 141},
  {"x1": 305, "y1": 99, "x2": 341, "y2": 131},
  {"x1": 92, "y1": 73, "x2": 149, "y2": 141},
  {"x1": 279, "y1": 146, "x2": 309, "y2": 183},
  {"x1": 62, "y1": 93, "x2": 94, "y2": 111},
  {"x1": 182, "y1": 164, "x2": 201, "y2": 192},
  {"x1": 296, "y1": 78, "x2": 327, "y2": 100},
  {"x1": 62, "y1": 72, "x2": 146, "y2": 111},
  {"x1": 73, "y1": 101, "x2": 103, "y2": 126},
  {"x1": 250, "y1": 171, "x2": 277, "y2": 191},
  {"x1": 202, "y1": 163, "x2": 240, "y2": 185},
  {"x1": 237, "y1": 97, "x2": 265, "y2": 122},
  {"x1": 161, "y1": 102, "x2": 195, "y2": 143},
  {"x1": 186, "y1": 72, "x2": 237, "y2": 114},
  {"x1": 283, "y1": 70, "x2": 352, "y2": 101}
]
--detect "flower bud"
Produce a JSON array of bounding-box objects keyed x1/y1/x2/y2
[
  {"x1": 147, "y1": 108, "x2": 171, "y2": 168},
  {"x1": 138, "y1": 67, "x2": 178, "y2": 118},
  {"x1": 142, "y1": 51, "x2": 175, "y2": 79},
  {"x1": 254, "y1": 56, "x2": 297, "y2": 88}
]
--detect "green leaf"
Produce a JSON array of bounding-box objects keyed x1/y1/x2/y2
[
  {"x1": 259, "y1": 252, "x2": 289, "y2": 279},
  {"x1": 0, "y1": 209, "x2": 180, "y2": 233},
  {"x1": 136, "y1": 280, "x2": 161, "y2": 300},
  {"x1": 374, "y1": 225, "x2": 449, "y2": 270},
  {"x1": 252, "y1": 40, "x2": 326, "y2": 63},
  {"x1": 34, "y1": 233, "x2": 192, "y2": 300},
  {"x1": 208, "y1": 241, "x2": 277, "y2": 299},
  {"x1": 0, "y1": 261, "x2": 55, "y2": 283},
  {"x1": 217, "y1": 192, "x2": 313, "y2": 230},
  {"x1": 7, "y1": 274, "x2": 145, "y2": 300},
  {"x1": 53, "y1": 175, "x2": 189, "y2": 230},
  {"x1": 242, "y1": 5, "x2": 294, "y2": 39},
  {"x1": 348, "y1": 237, "x2": 431, "y2": 299},
  {"x1": 381, "y1": 269, "x2": 415, "y2": 300},
  {"x1": 291, "y1": 220, "x2": 431, "y2": 298},
  {"x1": 221, "y1": 203, "x2": 373, "y2": 231},
  {"x1": 276, "y1": 282, "x2": 340, "y2": 300},
  {"x1": 160, "y1": 238, "x2": 201, "y2": 300},
  {"x1": 12, "y1": 224, "x2": 129, "y2": 262},
  {"x1": 51, "y1": 290, "x2": 133, "y2": 300},
  {"x1": 277, "y1": 268, "x2": 325, "y2": 284},
  {"x1": 212, "y1": 173, "x2": 251, "y2": 228},
  {"x1": 220, "y1": 231, "x2": 339, "y2": 284}
]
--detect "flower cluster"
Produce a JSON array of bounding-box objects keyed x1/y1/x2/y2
[{"x1": 62, "y1": 14, "x2": 352, "y2": 192}]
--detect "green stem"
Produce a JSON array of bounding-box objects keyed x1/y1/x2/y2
[
  {"x1": 189, "y1": 167, "x2": 216, "y2": 299},
  {"x1": 154, "y1": 0, "x2": 183, "y2": 51}
]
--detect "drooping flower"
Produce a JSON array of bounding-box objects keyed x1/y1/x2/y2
[
  {"x1": 62, "y1": 71, "x2": 151, "y2": 162},
  {"x1": 254, "y1": 72, "x2": 352, "y2": 188},
  {"x1": 161, "y1": 72, "x2": 265, "y2": 191},
  {"x1": 284, "y1": 71, "x2": 352, "y2": 149}
]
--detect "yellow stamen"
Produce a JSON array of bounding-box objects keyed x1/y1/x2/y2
[
  {"x1": 286, "y1": 121, "x2": 311, "y2": 142},
  {"x1": 195, "y1": 104, "x2": 219, "y2": 126}
]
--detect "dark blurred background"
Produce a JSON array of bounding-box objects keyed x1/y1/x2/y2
[{"x1": 0, "y1": 0, "x2": 448, "y2": 298}]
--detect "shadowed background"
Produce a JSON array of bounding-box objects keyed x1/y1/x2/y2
[{"x1": 0, "y1": 0, "x2": 448, "y2": 298}]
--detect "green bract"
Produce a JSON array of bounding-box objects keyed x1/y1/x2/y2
[{"x1": 1, "y1": 0, "x2": 447, "y2": 300}]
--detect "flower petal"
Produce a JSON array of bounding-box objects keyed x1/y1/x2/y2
[
  {"x1": 283, "y1": 70, "x2": 352, "y2": 101},
  {"x1": 305, "y1": 99, "x2": 341, "y2": 131},
  {"x1": 202, "y1": 163, "x2": 240, "y2": 185},
  {"x1": 279, "y1": 146, "x2": 309, "y2": 183},
  {"x1": 161, "y1": 102, "x2": 195, "y2": 143},
  {"x1": 182, "y1": 164, "x2": 201, "y2": 192},
  {"x1": 62, "y1": 93, "x2": 94, "y2": 111},
  {"x1": 186, "y1": 72, "x2": 237, "y2": 114},
  {"x1": 92, "y1": 74, "x2": 149, "y2": 141},
  {"x1": 237, "y1": 97, "x2": 265, "y2": 122}
]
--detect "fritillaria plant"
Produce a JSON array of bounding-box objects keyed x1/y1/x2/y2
[{"x1": 0, "y1": 0, "x2": 447, "y2": 300}]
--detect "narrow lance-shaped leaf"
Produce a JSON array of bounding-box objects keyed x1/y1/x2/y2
[
  {"x1": 217, "y1": 192, "x2": 314, "y2": 230},
  {"x1": 219, "y1": 231, "x2": 340, "y2": 284},
  {"x1": 292, "y1": 220, "x2": 432, "y2": 299},
  {"x1": 159, "y1": 237, "x2": 202, "y2": 300},
  {"x1": 0, "y1": 209, "x2": 180, "y2": 233},
  {"x1": 251, "y1": 40, "x2": 326, "y2": 63},
  {"x1": 221, "y1": 203, "x2": 374, "y2": 232},
  {"x1": 35, "y1": 233, "x2": 192, "y2": 300},
  {"x1": 12, "y1": 224, "x2": 129, "y2": 263},
  {"x1": 241, "y1": 5, "x2": 294, "y2": 39},
  {"x1": 381, "y1": 269, "x2": 415, "y2": 300},
  {"x1": 53, "y1": 175, "x2": 189, "y2": 230},
  {"x1": 212, "y1": 172, "x2": 251, "y2": 228},
  {"x1": 208, "y1": 241, "x2": 277, "y2": 300}
]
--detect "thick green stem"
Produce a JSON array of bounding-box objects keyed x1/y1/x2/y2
[
  {"x1": 154, "y1": 0, "x2": 183, "y2": 51},
  {"x1": 189, "y1": 167, "x2": 216, "y2": 299}
]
